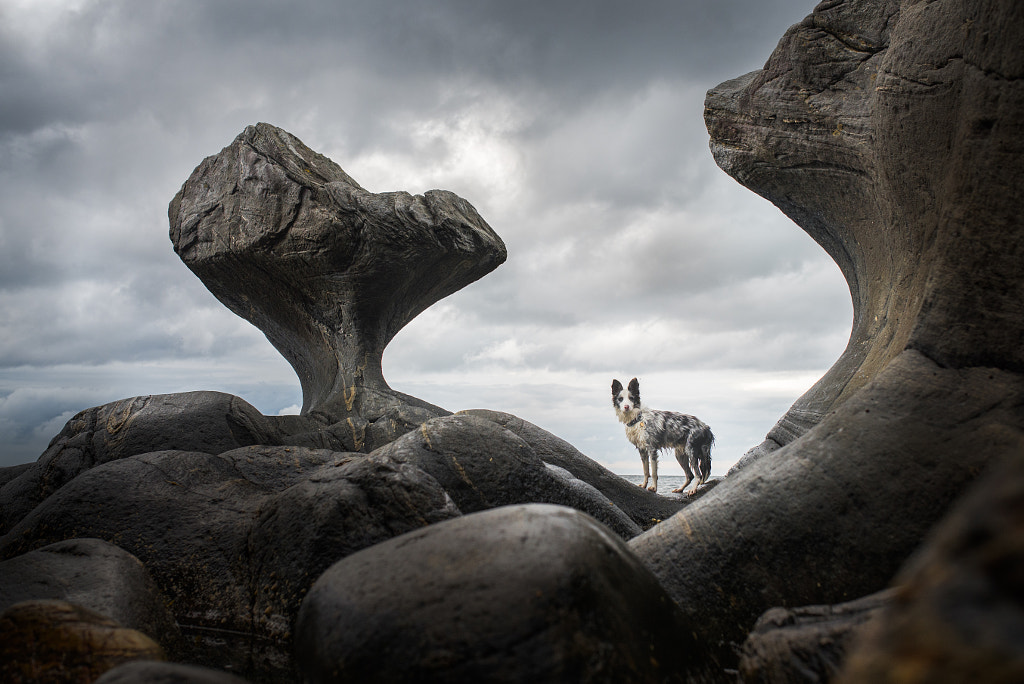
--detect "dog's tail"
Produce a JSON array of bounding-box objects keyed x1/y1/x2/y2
[{"x1": 691, "y1": 425, "x2": 714, "y2": 485}]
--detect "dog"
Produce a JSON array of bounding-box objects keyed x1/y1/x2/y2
[{"x1": 612, "y1": 377, "x2": 714, "y2": 495}]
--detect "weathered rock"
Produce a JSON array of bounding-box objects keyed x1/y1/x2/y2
[
  {"x1": 0, "y1": 391, "x2": 280, "y2": 533},
  {"x1": 709, "y1": 0, "x2": 1024, "y2": 466},
  {"x1": 295, "y1": 504, "x2": 693, "y2": 683},
  {"x1": 0, "y1": 446, "x2": 459, "y2": 681},
  {"x1": 738, "y1": 589, "x2": 895, "y2": 683},
  {"x1": 96, "y1": 661, "x2": 252, "y2": 684},
  {"x1": 169, "y1": 122, "x2": 506, "y2": 423},
  {"x1": 0, "y1": 599, "x2": 164, "y2": 684},
  {"x1": 838, "y1": 455, "x2": 1024, "y2": 683},
  {"x1": 462, "y1": 409, "x2": 688, "y2": 528},
  {"x1": 0, "y1": 538, "x2": 181, "y2": 657},
  {"x1": 372, "y1": 413, "x2": 642, "y2": 538},
  {"x1": 629, "y1": 0, "x2": 1024, "y2": 676}
]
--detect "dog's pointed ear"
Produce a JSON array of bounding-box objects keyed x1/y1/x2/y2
[
  {"x1": 628, "y1": 377, "x2": 640, "y2": 395},
  {"x1": 611, "y1": 379, "x2": 622, "y2": 395}
]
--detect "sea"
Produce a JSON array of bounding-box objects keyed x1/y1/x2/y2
[{"x1": 619, "y1": 474, "x2": 700, "y2": 494}]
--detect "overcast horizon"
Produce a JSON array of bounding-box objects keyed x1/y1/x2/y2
[{"x1": 0, "y1": 0, "x2": 851, "y2": 475}]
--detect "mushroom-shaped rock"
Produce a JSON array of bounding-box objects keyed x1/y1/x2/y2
[
  {"x1": 169, "y1": 123, "x2": 506, "y2": 422},
  {"x1": 631, "y1": 0, "x2": 1024, "y2": 676}
]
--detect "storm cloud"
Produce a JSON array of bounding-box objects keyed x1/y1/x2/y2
[{"x1": 0, "y1": 0, "x2": 850, "y2": 472}]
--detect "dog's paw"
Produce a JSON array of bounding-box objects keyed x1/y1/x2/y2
[
  {"x1": 647, "y1": 485, "x2": 658, "y2": 493},
  {"x1": 671, "y1": 486, "x2": 685, "y2": 494}
]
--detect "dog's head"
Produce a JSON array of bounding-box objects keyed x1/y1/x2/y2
[{"x1": 611, "y1": 377, "x2": 641, "y2": 414}]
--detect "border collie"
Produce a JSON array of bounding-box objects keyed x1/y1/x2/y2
[{"x1": 612, "y1": 377, "x2": 714, "y2": 495}]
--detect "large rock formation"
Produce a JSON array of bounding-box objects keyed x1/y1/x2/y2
[
  {"x1": 168, "y1": 122, "x2": 506, "y2": 423},
  {"x1": 630, "y1": 0, "x2": 1024, "y2": 677}
]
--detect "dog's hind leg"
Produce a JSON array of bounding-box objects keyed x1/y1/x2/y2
[
  {"x1": 649, "y1": 451, "x2": 659, "y2": 493},
  {"x1": 639, "y1": 450, "x2": 650, "y2": 490},
  {"x1": 672, "y1": 447, "x2": 693, "y2": 494}
]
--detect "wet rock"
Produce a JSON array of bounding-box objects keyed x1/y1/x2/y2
[
  {"x1": 0, "y1": 537, "x2": 181, "y2": 657},
  {"x1": 0, "y1": 446, "x2": 458, "y2": 681},
  {"x1": 0, "y1": 599, "x2": 164, "y2": 684},
  {"x1": 630, "y1": 0, "x2": 1024, "y2": 676},
  {"x1": 738, "y1": 589, "x2": 895, "y2": 683},
  {"x1": 462, "y1": 409, "x2": 688, "y2": 529},
  {"x1": 169, "y1": 122, "x2": 505, "y2": 423},
  {"x1": 96, "y1": 661, "x2": 252, "y2": 684},
  {"x1": 295, "y1": 504, "x2": 692, "y2": 684},
  {"x1": 838, "y1": 456, "x2": 1024, "y2": 683},
  {"x1": 372, "y1": 413, "x2": 641, "y2": 539}
]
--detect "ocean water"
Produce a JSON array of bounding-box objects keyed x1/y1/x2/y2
[{"x1": 619, "y1": 474, "x2": 696, "y2": 493}]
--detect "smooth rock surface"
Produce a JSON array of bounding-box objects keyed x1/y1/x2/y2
[
  {"x1": 169, "y1": 122, "x2": 506, "y2": 422},
  {"x1": 295, "y1": 504, "x2": 692, "y2": 684},
  {"x1": 0, "y1": 538, "x2": 181, "y2": 657},
  {"x1": 0, "y1": 599, "x2": 164, "y2": 684},
  {"x1": 372, "y1": 414, "x2": 642, "y2": 538},
  {"x1": 631, "y1": 0, "x2": 1024, "y2": 675},
  {"x1": 708, "y1": 0, "x2": 1024, "y2": 465}
]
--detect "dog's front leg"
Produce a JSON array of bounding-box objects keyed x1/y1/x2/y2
[
  {"x1": 649, "y1": 452, "x2": 658, "y2": 493},
  {"x1": 639, "y1": 450, "x2": 650, "y2": 489}
]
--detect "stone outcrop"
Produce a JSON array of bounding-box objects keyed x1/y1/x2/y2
[
  {"x1": 169, "y1": 122, "x2": 506, "y2": 423},
  {"x1": 630, "y1": 0, "x2": 1024, "y2": 677},
  {"x1": 295, "y1": 504, "x2": 693, "y2": 684}
]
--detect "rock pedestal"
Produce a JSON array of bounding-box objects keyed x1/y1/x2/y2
[{"x1": 169, "y1": 123, "x2": 506, "y2": 423}]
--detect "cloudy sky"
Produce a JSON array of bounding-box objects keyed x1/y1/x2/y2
[{"x1": 0, "y1": 0, "x2": 851, "y2": 474}]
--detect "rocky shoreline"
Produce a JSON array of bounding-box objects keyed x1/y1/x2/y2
[{"x1": 3, "y1": 1, "x2": 1024, "y2": 682}]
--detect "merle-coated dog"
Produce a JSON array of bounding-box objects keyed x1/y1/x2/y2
[{"x1": 612, "y1": 377, "x2": 713, "y2": 495}]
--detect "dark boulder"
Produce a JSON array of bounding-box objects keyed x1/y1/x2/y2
[
  {"x1": 738, "y1": 589, "x2": 895, "y2": 683},
  {"x1": 372, "y1": 413, "x2": 641, "y2": 538},
  {"x1": 96, "y1": 661, "x2": 253, "y2": 684},
  {"x1": 295, "y1": 504, "x2": 693, "y2": 684},
  {"x1": 0, "y1": 446, "x2": 459, "y2": 681},
  {"x1": 0, "y1": 599, "x2": 164, "y2": 684},
  {"x1": 630, "y1": 0, "x2": 1024, "y2": 676},
  {"x1": 838, "y1": 456, "x2": 1024, "y2": 683},
  {"x1": 0, "y1": 537, "x2": 181, "y2": 657},
  {"x1": 169, "y1": 122, "x2": 505, "y2": 424}
]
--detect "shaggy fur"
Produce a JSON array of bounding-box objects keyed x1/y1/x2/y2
[{"x1": 612, "y1": 377, "x2": 714, "y2": 495}]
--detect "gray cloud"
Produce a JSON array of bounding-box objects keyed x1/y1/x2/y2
[{"x1": 0, "y1": 0, "x2": 845, "y2": 472}]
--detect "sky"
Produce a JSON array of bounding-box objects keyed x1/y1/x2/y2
[{"x1": 0, "y1": 0, "x2": 852, "y2": 475}]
